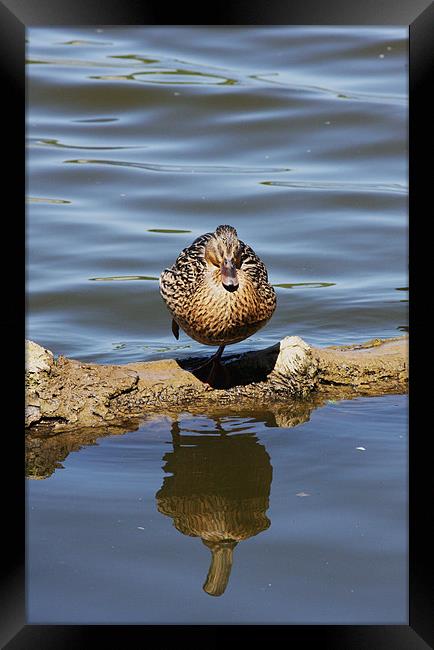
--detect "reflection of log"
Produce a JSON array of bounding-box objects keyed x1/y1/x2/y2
[
  {"x1": 25, "y1": 422, "x2": 142, "y2": 479},
  {"x1": 156, "y1": 421, "x2": 272, "y2": 596},
  {"x1": 25, "y1": 335, "x2": 407, "y2": 433},
  {"x1": 25, "y1": 405, "x2": 318, "y2": 480}
]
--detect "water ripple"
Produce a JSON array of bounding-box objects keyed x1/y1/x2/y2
[
  {"x1": 60, "y1": 39, "x2": 114, "y2": 46},
  {"x1": 90, "y1": 68, "x2": 238, "y2": 86},
  {"x1": 27, "y1": 49, "x2": 406, "y2": 106},
  {"x1": 89, "y1": 275, "x2": 158, "y2": 282},
  {"x1": 273, "y1": 282, "x2": 336, "y2": 289},
  {"x1": 26, "y1": 57, "x2": 131, "y2": 68},
  {"x1": 250, "y1": 75, "x2": 407, "y2": 106},
  {"x1": 261, "y1": 180, "x2": 407, "y2": 195},
  {"x1": 27, "y1": 196, "x2": 71, "y2": 205},
  {"x1": 147, "y1": 229, "x2": 192, "y2": 234},
  {"x1": 73, "y1": 117, "x2": 119, "y2": 123},
  {"x1": 28, "y1": 137, "x2": 145, "y2": 151},
  {"x1": 65, "y1": 158, "x2": 292, "y2": 175}
]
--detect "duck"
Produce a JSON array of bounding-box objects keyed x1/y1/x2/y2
[{"x1": 159, "y1": 225, "x2": 276, "y2": 384}]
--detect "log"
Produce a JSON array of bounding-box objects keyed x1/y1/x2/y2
[{"x1": 25, "y1": 335, "x2": 408, "y2": 435}]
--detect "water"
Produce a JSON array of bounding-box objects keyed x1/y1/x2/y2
[
  {"x1": 27, "y1": 397, "x2": 407, "y2": 624},
  {"x1": 26, "y1": 26, "x2": 408, "y2": 624}
]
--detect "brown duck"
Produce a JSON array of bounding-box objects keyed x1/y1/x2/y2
[{"x1": 159, "y1": 225, "x2": 276, "y2": 383}]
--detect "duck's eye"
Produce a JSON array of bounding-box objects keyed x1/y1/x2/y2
[
  {"x1": 234, "y1": 250, "x2": 242, "y2": 268},
  {"x1": 204, "y1": 245, "x2": 220, "y2": 267}
]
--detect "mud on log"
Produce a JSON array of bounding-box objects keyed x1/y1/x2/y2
[{"x1": 25, "y1": 335, "x2": 408, "y2": 434}]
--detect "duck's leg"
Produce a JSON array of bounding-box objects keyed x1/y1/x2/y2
[
  {"x1": 192, "y1": 345, "x2": 226, "y2": 387},
  {"x1": 203, "y1": 345, "x2": 226, "y2": 388},
  {"x1": 193, "y1": 345, "x2": 225, "y2": 370}
]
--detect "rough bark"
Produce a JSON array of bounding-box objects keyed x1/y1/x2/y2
[{"x1": 25, "y1": 335, "x2": 408, "y2": 435}]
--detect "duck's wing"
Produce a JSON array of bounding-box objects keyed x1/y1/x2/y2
[
  {"x1": 171, "y1": 232, "x2": 212, "y2": 281},
  {"x1": 238, "y1": 240, "x2": 270, "y2": 286},
  {"x1": 159, "y1": 232, "x2": 212, "y2": 313},
  {"x1": 238, "y1": 240, "x2": 276, "y2": 318}
]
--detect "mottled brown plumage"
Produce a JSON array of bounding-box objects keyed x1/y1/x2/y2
[{"x1": 159, "y1": 226, "x2": 276, "y2": 366}]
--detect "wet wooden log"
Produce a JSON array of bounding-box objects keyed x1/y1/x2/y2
[{"x1": 25, "y1": 335, "x2": 407, "y2": 433}]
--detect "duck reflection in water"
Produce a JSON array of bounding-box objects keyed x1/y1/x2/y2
[{"x1": 156, "y1": 417, "x2": 273, "y2": 596}]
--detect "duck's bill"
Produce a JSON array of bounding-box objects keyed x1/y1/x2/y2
[{"x1": 221, "y1": 260, "x2": 239, "y2": 292}]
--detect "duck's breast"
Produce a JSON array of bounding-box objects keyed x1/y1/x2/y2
[{"x1": 175, "y1": 271, "x2": 275, "y2": 346}]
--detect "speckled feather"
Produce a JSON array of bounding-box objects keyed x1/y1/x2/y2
[{"x1": 159, "y1": 226, "x2": 276, "y2": 347}]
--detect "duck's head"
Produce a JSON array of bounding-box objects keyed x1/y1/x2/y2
[{"x1": 205, "y1": 225, "x2": 241, "y2": 292}]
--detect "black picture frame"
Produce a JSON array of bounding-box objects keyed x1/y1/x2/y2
[{"x1": 2, "y1": 0, "x2": 432, "y2": 647}]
